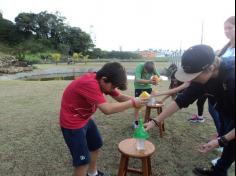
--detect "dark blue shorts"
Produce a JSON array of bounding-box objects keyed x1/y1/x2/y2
[
  {"x1": 135, "y1": 88, "x2": 152, "y2": 97},
  {"x1": 61, "y1": 119, "x2": 103, "y2": 167}
]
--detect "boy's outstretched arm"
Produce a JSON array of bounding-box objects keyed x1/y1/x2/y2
[
  {"x1": 144, "y1": 101, "x2": 180, "y2": 130},
  {"x1": 153, "y1": 82, "x2": 190, "y2": 97},
  {"x1": 98, "y1": 98, "x2": 146, "y2": 115},
  {"x1": 112, "y1": 94, "x2": 132, "y2": 102}
]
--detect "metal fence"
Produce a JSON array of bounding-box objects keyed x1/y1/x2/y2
[{"x1": 169, "y1": 51, "x2": 182, "y2": 67}]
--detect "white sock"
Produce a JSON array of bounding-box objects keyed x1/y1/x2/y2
[
  {"x1": 88, "y1": 171, "x2": 98, "y2": 176},
  {"x1": 198, "y1": 115, "x2": 203, "y2": 118}
]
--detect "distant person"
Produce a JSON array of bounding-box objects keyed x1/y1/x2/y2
[
  {"x1": 133, "y1": 61, "x2": 160, "y2": 128},
  {"x1": 217, "y1": 16, "x2": 235, "y2": 58},
  {"x1": 60, "y1": 62, "x2": 146, "y2": 176},
  {"x1": 67, "y1": 57, "x2": 73, "y2": 64},
  {"x1": 188, "y1": 96, "x2": 207, "y2": 123},
  {"x1": 144, "y1": 45, "x2": 235, "y2": 176},
  {"x1": 208, "y1": 15, "x2": 235, "y2": 167}
]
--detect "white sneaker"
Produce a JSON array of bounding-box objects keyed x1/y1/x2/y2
[
  {"x1": 133, "y1": 121, "x2": 139, "y2": 129},
  {"x1": 216, "y1": 147, "x2": 224, "y2": 153},
  {"x1": 211, "y1": 157, "x2": 220, "y2": 166}
]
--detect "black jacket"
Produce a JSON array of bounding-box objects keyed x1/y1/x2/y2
[{"x1": 175, "y1": 57, "x2": 235, "y2": 121}]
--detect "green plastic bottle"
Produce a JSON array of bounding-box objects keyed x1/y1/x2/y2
[{"x1": 133, "y1": 115, "x2": 149, "y2": 150}]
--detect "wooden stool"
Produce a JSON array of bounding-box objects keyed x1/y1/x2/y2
[
  {"x1": 118, "y1": 138, "x2": 155, "y2": 176},
  {"x1": 144, "y1": 103, "x2": 165, "y2": 138}
]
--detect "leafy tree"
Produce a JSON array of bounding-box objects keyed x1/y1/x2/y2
[
  {"x1": 106, "y1": 51, "x2": 142, "y2": 59},
  {"x1": 14, "y1": 11, "x2": 94, "y2": 54},
  {"x1": 0, "y1": 18, "x2": 15, "y2": 42},
  {"x1": 83, "y1": 55, "x2": 89, "y2": 64},
  {"x1": 72, "y1": 52, "x2": 82, "y2": 63},
  {"x1": 15, "y1": 12, "x2": 37, "y2": 38},
  {"x1": 64, "y1": 27, "x2": 94, "y2": 54},
  {"x1": 51, "y1": 53, "x2": 61, "y2": 65},
  {"x1": 88, "y1": 48, "x2": 107, "y2": 59}
]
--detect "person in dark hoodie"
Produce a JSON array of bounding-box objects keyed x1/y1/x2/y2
[{"x1": 145, "y1": 45, "x2": 235, "y2": 176}]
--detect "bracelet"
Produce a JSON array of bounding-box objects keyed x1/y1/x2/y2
[
  {"x1": 150, "y1": 118, "x2": 159, "y2": 127},
  {"x1": 218, "y1": 136, "x2": 229, "y2": 147},
  {"x1": 131, "y1": 98, "x2": 137, "y2": 108}
]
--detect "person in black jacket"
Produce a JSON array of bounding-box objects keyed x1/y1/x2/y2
[{"x1": 145, "y1": 45, "x2": 235, "y2": 176}]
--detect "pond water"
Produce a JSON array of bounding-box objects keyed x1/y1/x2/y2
[
  {"x1": 24, "y1": 75, "x2": 135, "y2": 81},
  {"x1": 23, "y1": 75, "x2": 168, "y2": 81},
  {"x1": 25, "y1": 76, "x2": 76, "y2": 81}
]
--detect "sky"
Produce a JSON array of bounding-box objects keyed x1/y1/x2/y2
[{"x1": 0, "y1": 0, "x2": 235, "y2": 51}]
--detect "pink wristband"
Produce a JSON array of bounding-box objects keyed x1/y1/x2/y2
[{"x1": 131, "y1": 98, "x2": 137, "y2": 108}]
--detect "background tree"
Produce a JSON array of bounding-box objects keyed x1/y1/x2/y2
[
  {"x1": 0, "y1": 18, "x2": 15, "y2": 42},
  {"x1": 72, "y1": 52, "x2": 83, "y2": 63},
  {"x1": 51, "y1": 53, "x2": 61, "y2": 65},
  {"x1": 15, "y1": 12, "x2": 37, "y2": 39},
  {"x1": 88, "y1": 48, "x2": 107, "y2": 59},
  {"x1": 83, "y1": 54, "x2": 89, "y2": 64},
  {"x1": 0, "y1": 11, "x2": 143, "y2": 63}
]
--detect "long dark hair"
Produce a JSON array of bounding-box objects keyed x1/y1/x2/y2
[
  {"x1": 218, "y1": 42, "x2": 231, "y2": 57},
  {"x1": 218, "y1": 16, "x2": 235, "y2": 56}
]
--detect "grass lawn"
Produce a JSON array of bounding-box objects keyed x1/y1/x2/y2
[{"x1": 0, "y1": 80, "x2": 235, "y2": 176}]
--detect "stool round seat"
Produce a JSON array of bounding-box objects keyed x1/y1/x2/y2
[
  {"x1": 118, "y1": 138, "x2": 156, "y2": 176},
  {"x1": 118, "y1": 138, "x2": 155, "y2": 158}
]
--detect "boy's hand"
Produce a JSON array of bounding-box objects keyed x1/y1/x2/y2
[
  {"x1": 151, "y1": 90, "x2": 158, "y2": 96},
  {"x1": 150, "y1": 79, "x2": 158, "y2": 85},
  {"x1": 133, "y1": 97, "x2": 148, "y2": 108},
  {"x1": 198, "y1": 139, "x2": 219, "y2": 153},
  {"x1": 144, "y1": 120, "x2": 156, "y2": 131}
]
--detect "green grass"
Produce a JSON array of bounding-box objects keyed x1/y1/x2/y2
[{"x1": 0, "y1": 80, "x2": 234, "y2": 176}]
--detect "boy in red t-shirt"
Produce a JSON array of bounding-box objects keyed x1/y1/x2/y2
[{"x1": 60, "y1": 62, "x2": 144, "y2": 176}]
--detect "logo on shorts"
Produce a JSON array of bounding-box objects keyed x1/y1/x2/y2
[
  {"x1": 223, "y1": 83, "x2": 227, "y2": 91},
  {"x1": 80, "y1": 156, "x2": 86, "y2": 160}
]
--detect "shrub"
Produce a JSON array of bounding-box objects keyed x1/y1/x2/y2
[{"x1": 51, "y1": 53, "x2": 61, "y2": 64}]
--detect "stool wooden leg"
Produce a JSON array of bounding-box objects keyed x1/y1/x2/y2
[
  {"x1": 157, "y1": 108, "x2": 164, "y2": 138},
  {"x1": 142, "y1": 158, "x2": 149, "y2": 176},
  {"x1": 118, "y1": 154, "x2": 129, "y2": 176},
  {"x1": 145, "y1": 107, "x2": 151, "y2": 123},
  {"x1": 157, "y1": 107, "x2": 162, "y2": 115},
  {"x1": 158, "y1": 122, "x2": 163, "y2": 138},
  {"x1": 162, "y1": 122, "x2": 165, "y2": 132},
  {"x1": 147, "y1": 157, "x2": 152, "y2": 175}
]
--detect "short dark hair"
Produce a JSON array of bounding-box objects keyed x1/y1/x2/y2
[
  {"x1": 96, "y1": 62, "x2": 127, "y2": 90},
  {"x1": 144, "y1": 62, "x2": 155, "y2": 73}
]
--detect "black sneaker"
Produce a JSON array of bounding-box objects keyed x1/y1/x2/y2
[
  {"x1": 96, "y1": 171, "x2": 104, "y2": 176},
  {"x1": 193, "y1": 166, "x2": 214, "y2": 176}
]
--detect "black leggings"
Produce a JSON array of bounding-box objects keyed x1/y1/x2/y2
[{"x1": 197, "y1": 96, "x2": 207, "y2": 116}]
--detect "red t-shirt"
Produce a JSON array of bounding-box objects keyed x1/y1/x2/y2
[{"x1": 60, "y1": 73, "x2": 120, "y2": 129}]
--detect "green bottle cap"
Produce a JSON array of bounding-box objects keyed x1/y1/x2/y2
[{"x1": 133, "y1": 116, "x2": 149, "y2": 139}]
